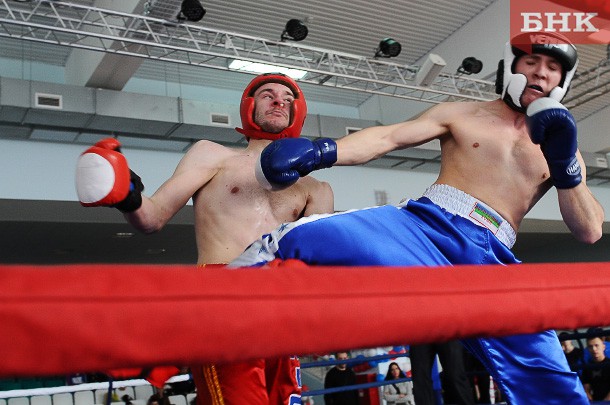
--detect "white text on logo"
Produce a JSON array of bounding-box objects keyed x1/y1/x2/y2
[{"x1": 521, "y1": 12, "x2": 599, "y2": 33}]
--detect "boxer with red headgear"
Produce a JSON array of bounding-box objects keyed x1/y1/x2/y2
[
  {"x1": 75, "y1": 74, "x2": 334, "y2": 405},
  {"x1": 237, "y1": 34, "x2": 604, "y2": 404},
  {"x1": 236, "y1": 73, "x2": 307, "y2": 140}
]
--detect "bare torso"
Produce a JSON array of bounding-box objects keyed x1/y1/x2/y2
[
  {"x1": 435, "y1": 99, "x2": 553, "y2": 231},
  {"x1": 192, "y1": 141, "x2": 332, "y2": 264}
]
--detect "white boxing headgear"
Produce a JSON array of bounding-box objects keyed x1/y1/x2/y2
[{"x1": 495, "y1": 32, "x2": 578, "y2": 112}]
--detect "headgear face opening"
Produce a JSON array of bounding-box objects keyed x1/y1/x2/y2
[
  {"x1": 495, "y1": 32, "x2": 578, "y2": 112},
  {"x1": 236, "y1": 73, "x2": 307, "y2": 141}
]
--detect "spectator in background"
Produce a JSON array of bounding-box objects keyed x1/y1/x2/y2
[
  {"x1": 324, "y1": 352, "x2": 359, "y2": 405},
  {"x1": 464, "y1": 349, "x2": 492, "y2": 404},
  {"x1": 583, "y1": 328, "x2": 610, "y2": 364},
  {"x1": 558, "y1": 331, "x2": 584, "y2": 377},
  {"x1": 582, "y1": 332, "x2": 610, "y2": 402},
  {"x1": 410, "y1": 341, "x2": 475, "y2": 405},
  {"x1": 147, "y1": 393, "x2": 171, "y2": 405},
  {"x1": 383, "y1": 362, "x2": 414, "y2": 405}
]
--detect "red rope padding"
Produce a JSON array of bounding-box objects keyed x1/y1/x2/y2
[{"x1": 2, "y1": 262, "x2": 610, "y2": 377}]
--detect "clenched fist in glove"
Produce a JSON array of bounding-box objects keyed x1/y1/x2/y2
[
  {"x1": 255, "y1": 137, "x2": 338, "y2": 190},
  {"x1": 75, "y1": 138, "x2": 144, "y2": 212},
  {"x1": 526, "y1": 97, "x2": 582, "y2": 189}
]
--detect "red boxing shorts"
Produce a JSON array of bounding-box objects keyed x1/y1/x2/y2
[{"x1": 194, "y1": 264, "x2": 301, "y2": 405}]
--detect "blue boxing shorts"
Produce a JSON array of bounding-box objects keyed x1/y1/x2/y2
[{"x1": 232, "y1": 184, "x2": 587, "y2": 404}]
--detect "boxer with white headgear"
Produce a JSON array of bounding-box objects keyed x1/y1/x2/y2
[
  {"x1": 496, "y1": 32, "x2": 578, "y2": 112},
  {"x1": 235, "y1": 33, "x2": 602, "y2": 405}
]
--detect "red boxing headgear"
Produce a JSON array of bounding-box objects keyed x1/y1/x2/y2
[{"x1": 236, "y1": 73, "x2": 307, "y2": 141}]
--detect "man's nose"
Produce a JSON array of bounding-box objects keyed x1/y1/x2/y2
[{"x1": 533, "y1": 65, "x2": 548, "y2": 79}]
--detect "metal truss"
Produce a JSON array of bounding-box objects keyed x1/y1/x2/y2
[
  {"x1": 0, "y1": 0, "x2": 498, "y2": 104},
  {"x1": 563, "y1": 58, "x2": 610, "y2": 112}
]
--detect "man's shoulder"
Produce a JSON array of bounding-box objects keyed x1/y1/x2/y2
[
  {"x1": 187, "y1": 139, "x2": 246, "y2": 159},
  {"x1": 190, "y1": 139, "x2": 240, "y2": 152},
  {"x1": 429, "y1": 99, "x2": 499, "y2": 121}
]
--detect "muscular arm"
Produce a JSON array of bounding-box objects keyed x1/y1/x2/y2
[
  {"x1": 557, "y1": 152, "x2": 604, "y2": 244},
  {"x1": 124, "y1": 141, "x2": 222, "y2": 233},
  {"x1": 525, "y1": 98, "x2": 604, "y2": 244},
  {"x1": 335, "y1": 104, "x2": 452, "y2": 165}
]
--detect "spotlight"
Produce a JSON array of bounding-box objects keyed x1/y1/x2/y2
[
  {"x1": 281, "y1": 19, "x2": 308, "y2": 42},
  {"x1": 375, "y1": 38, "x2": 401, "y2": 58},
  {"x1": 177, "y1": 0, "x2": 206, "y2": 22},
  {"x1": 457, "y1": 57, "x2": 483, "y2": 75}
]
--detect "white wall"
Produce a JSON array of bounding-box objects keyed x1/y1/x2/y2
[
  {"x1": 577, "y1": 104, "x2": 610, "y2": 153},
  {"x1": 415, "y1": 0, "x2": 509, "y2": 77},
  {"x1": 0, "y1": 138, "x2": 430, "y2": 211},
  {"x1": 3, "y1": 138, "x2": 609, "y2": 220}
]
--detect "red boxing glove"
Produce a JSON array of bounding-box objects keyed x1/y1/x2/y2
[
  {"x1": 75, "y1": 138, "x2": 143, "y2": 212},
  {"x1": 107, "y1": 366, "x2": 181, "y2": 388},
  {"x1": 266, "y1": 258, "x2": 310, "y2": 268}
]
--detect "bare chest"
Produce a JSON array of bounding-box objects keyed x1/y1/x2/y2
[
  {"x1": 451, "y1": 116, "x2": 549, "y2": 181},
  {"x1": 439, "y1": 114, "x2": 551, "y2": 227},
  {"x1": 196, "y1": 162, "x2": 307, "y2": 224}
]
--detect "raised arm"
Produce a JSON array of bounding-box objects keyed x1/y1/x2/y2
[
  {"x1": 76, "y1": 138, "x2": 222, "y2": 234},
  {"x1": 256, "y1": 103, "x2": 452, "y2": 190},
  {"x1": 335, "y1": 104, "x2": 451, "y2": 165},
  {"x1": 526, "y1": 98, "x2": 604, "y2": 243},
  {"x1": 124, "y1": 140, "x2": 224, "y2": 233}
]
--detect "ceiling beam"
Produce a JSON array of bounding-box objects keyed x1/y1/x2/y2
[
  {"x1": 63, "y1": 0, "x2": 146, "y2": 90},
  {"x1": 0, "y1": 0, "x2": 498, "y2": 104}
]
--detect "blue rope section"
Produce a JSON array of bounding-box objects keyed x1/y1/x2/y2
[
  {"x1": 301, "y1": 352, "x2": 411, "y2": 397},
  {"x1": 300, "y1": 352, "x2": 408, "y2": 369},
  {"x1": 304, "y1": 377, "x2": 411, "y2": 397}
]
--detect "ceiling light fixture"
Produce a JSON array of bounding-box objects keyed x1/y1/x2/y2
[
  {"x1": 177, "y1": 0, "x2": 206, "y2": 22},
  {"x1": 375, "y1": 38, "x2": 402, "y2": 58},
  {"x1": 281, "y1": 19, "x2": 309, "y2": 42},
  {"x1": 457, "y1": 57, "x2": 483, "y2": 75},
  {"x1": 228, "y1": 60, "x2": 307, "y2": 79}
]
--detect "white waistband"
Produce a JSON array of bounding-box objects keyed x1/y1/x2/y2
[{"x1": 421, "y1": 184, "x2": 516, "y2": 248}]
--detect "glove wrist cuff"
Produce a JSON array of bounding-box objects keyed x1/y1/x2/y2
[
  {"x1": 548, "y1": 156, "x2": 582, "y2": 189},
  {"x1": 115, "y1": 169, "x2": 144, "y2": 212},
  {"x1": 114, "y1": 189, "x2": 143, "y2": 212},
  {"x1": 313, "y1": 138, "x2": 338, "y2": 169}
]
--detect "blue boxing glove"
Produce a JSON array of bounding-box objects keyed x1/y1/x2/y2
[
  {"x1": 526, "y1": 97, "x2": 582, "y2": 189},
  {"x1": 255, "y1": 138, "x2": 338, "y2": 190}
]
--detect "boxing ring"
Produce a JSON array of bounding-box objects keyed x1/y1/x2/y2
[{"x1": 2, "y1": 262, "x2": 610, "y2": 378}]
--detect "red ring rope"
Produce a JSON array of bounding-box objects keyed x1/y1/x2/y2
[{"x1": 2, "y1": 262, "x2": 609, "y2": 377}]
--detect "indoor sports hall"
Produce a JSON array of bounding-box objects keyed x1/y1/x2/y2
[{"x1": 1, "y1": 1, "x2": 610, "y2": 404}]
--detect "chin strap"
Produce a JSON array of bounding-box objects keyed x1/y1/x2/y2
[
  {"x1": 503, "y1": 95, "x2": 525, "y2": 113},
  {"x1": 235, "y1": 127, "x2": 294, "y2": 141}
]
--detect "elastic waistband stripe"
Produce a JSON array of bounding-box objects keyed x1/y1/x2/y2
[{"x1": 422, "y1": 184, "x2": 516, "y2": 248}]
